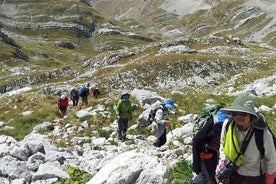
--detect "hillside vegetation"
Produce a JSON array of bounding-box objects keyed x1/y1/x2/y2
[{"x1": 0, "y1": 0, "x2": 275, "y2": 135}]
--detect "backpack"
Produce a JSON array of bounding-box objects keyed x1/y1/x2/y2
[
  {"x1": 226, "y1": 112, "x2": 276, "y2": 158},
  {"x1": 71, "y1": 89, "x2": 78, "y2": 97},
  {"x1": 79, "y1": 87, "x2": 88, "y2": 97},
  {"x1": 192, "y1": 104, "x2": 224, "y2": 137},
  {"x1": 137, "y1": 106, "x2": 163, "y2": 128},
  {"x1": 147, "y1": 106, "x2": 163, "y2": 124},
  {"x1": 192, "y1": 104, "x2": 230, "y2": 176}
]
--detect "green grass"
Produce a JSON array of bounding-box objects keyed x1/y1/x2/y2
[
  {"x1": 169, "y1": 159, "x2": 193, "y2": 184},
  {"x1": 55, "y1": 166, "x2": 92, "y2": 184}
]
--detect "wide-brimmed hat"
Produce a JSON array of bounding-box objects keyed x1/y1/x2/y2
[
  {"x1": 60, "y1": 94, "x2": 66, "y2": 100},
  {"x1": 164, "y1": 98, "x2": 176, "y2": 110},
  {"x1": 221, "y1": 95, "x2": 257, "y2": 117},
  {"x1": 221, "y1": 95, "x2": 265, "y2": 129}
]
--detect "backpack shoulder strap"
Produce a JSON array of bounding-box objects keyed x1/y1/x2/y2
[{"x1": 255, "y1": 128, "x2": 264, "y2": 158}]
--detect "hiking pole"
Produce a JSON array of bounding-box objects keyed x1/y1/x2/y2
[{"x1": 168, "y1": 123, "x2": 173, "y2": 138}]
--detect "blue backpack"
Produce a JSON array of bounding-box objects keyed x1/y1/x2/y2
[{"x1": 79, "y1": 87, "x2": 88, "y2": 97}]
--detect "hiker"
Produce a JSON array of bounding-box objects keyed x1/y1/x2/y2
[
  {"x1": 185, "y1": 106, "x2": 230, "y2": 184},
  {"x1": 57, "y1": 94, "x2": 69, "y2": 118},
  {"x1": 70, "y1": 87, "x2": 79, "y2": 106},
  {"x1": 116, "y1": 90, "x2": 133, "y2": 141},
  {"x1": 216, "y1": 95, "x2": 276, "y2": 184},
  {"x1": 79, "y1": 83, "x2": 90, "y2": 109},
  {"x1": 91, "y1": 86, "x2": 100, "y2": 99},
  {"x1": 152, "y1": 98, "x2": 176, "y2": 147}
]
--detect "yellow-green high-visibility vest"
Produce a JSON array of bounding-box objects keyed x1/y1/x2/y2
[{"x1": 223, "y1": 121, "x2": 243, "y2": 166}]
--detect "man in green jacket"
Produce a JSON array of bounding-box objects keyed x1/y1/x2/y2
[{"x1": 116, "y1": 90, "x2": 133, "y2": 141}]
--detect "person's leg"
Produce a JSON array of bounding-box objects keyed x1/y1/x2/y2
[
  {"x1": 74, "y1": 97, "x2": 78, "y2": 106},
  {"x1": 154, "y1": 129, "x2": 166, "y2": 147},
  {"x1": 59, "y1": 107, "x2": 66, "y2": 117},
  {"x1": 79, "y1": 97, "x2": 83, "y2": 109},
  {"x1": 203, "y1": 149, "x2": 218, "y2": 184},
  {"x1": 84, "y1": 96, "x2": 88, "y2": 106},
  {"x1": 189, "y1": 173, "x2": 207, "y2": 184},
  {"x1": 76, "y1": 97, "x2": 79, "y2": 106},
  {"x1": 117, "y1": 119, "x2": 123, "y2": 140},
  {"x1": 61, "y1": 111, "x2": 66, "y2": 117},
  {"x1": 159, "y1": 128, "x2": 167, "y2": 146},
  {"x1": 201, "y1": 159, "x2": 216, "y2": 184},
  {"x1": 121, "y1": 119, "x2": 128, "y2": 140}
]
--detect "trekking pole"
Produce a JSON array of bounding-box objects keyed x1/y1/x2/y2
[{"x1": 168, "y1": 123, "x2": 173, "y2": 138}]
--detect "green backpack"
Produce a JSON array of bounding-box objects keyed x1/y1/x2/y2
[{"x1": 192, "y1": 104, "x2": 223, "y2": 137}]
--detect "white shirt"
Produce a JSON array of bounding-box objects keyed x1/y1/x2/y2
[{"x1": 218, "y1": 119, "x2": 276, "y2": 176}]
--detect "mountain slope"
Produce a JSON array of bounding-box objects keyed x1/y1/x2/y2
[{"x1": 0, "y1": 0, "x2": 275, "y2": 97}]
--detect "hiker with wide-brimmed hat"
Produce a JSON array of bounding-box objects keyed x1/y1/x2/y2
[{"x1": 216, "y1": 95, "x2": 276, "y2": 184}]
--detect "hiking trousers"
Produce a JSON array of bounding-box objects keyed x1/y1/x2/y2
[
  {"x1": 154, "y1": 128, "x2": 166, "y2": 147},
  {"x1": 72, "y1": 96, "x2": 79, "y2": 106},
  {"x1": 118, "y1": 118, "x2": 128, "y2": 140},
  {"x1": 230, "y1": 172, "x2": 265, "y2": 184}
]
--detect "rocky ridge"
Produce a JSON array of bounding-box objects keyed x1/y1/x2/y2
[{"x1": 0, "y1": 89, "x2": 275, "y2": 184}]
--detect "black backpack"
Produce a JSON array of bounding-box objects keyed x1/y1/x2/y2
[
  {"x1": 254, "y1": 113, "x2": 276, "y2": 158},
  {"x1": 147, "y1": 106, "x2": 163, "y2": 124},
  {"x1": 192, "y1": 105, "x2": 230, "y2": 175}
]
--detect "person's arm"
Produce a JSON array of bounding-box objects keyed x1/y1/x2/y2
[
  {"x1": 263, "y1": 129, "x2": 276, "y2": 184},
  {"x1": 57, "y1": 98, "x2": 61, "y2": 108},
  {"x1": 128, "y1": 102, "x2": 133, "y2": 119},
  {"x1": 154, "y1": 108, "x2": 166, "y2": 125},
  {"x1": 215, "y1": 119, "x2": 229, "y2": 181},
  {"x1": 65, "y1": 97, "x2": 69, "y2": 107},
  {"x1": 116, "y1": 100, "x2": 121, "y2": 118}
]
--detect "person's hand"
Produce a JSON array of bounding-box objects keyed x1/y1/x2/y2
[
  {"x1": 216, "y1": 160, "x2": 229, "y2": 184},
  {"x1": 165, "y1": 120, "x2": 171, "y2": 125}
]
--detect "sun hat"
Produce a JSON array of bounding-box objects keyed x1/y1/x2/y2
[
  {"x1": 60, "y1": 95, "x2": 65, "y2": 100},
  {"x1": 221, "y1": 95, "x2": 258, "y2": 118},
  {"x1": 164, "y1": 98, "x2": 176, "y2": 110},
  {"x1": 221, "y1": 95, "x2": 265, "y2": 129},
  {"x1": 121, "y1": 90, "x2": 130, "y2": 96}
]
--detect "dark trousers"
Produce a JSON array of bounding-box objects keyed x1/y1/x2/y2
[
  {"x1": 154, "y1": 128, "x2": 166, "y2": 147},
  {"x1": 185, "y1": 158, "x2": 217, "y2": 184},
  {"x1": 118, "y1": 118, "x2": 128, "y2": 140},
  {"x1": 230, "y1": 172, "x2": 265, "y2": 184},
  {"x1": 72, "y1": 97, "x2": 79, "y2": 106}
]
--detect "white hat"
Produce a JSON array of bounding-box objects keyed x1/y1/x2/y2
[{"x1": 60, "y1": 95, "x2": 65, "y2": 100}]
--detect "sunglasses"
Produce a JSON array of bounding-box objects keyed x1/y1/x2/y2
[{"x1": 233, "y1": 112, "x2": 249, "y2": 117}]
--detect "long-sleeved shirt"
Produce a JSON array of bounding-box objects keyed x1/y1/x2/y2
[
  {"x1": 116, "y1": 99, "x2": 132, "y2": 119},
  {"x1": 154, "y1": 106, "x2": 169, "y2": 138},
  {"x1": 218, "y1": 119, "x2": 276, "y2": 176}
]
